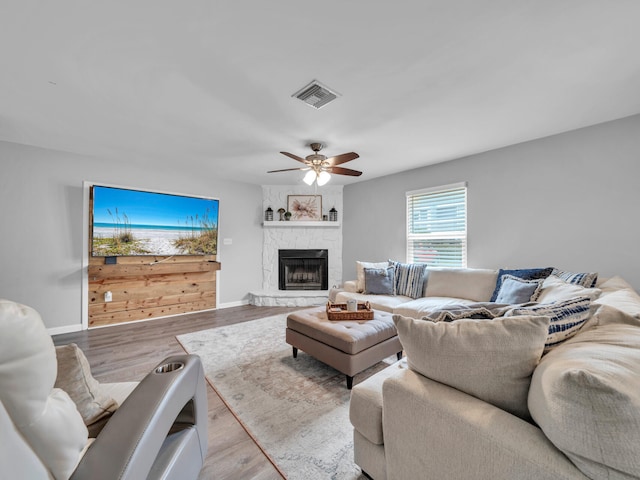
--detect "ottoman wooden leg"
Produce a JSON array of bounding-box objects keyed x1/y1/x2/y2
[
  {"x1": 347, "y1": 375, "x2": 354, "y2": 390},
  {"x1": 292, "y1": 346, "x2": 298, "y2": 358},
  {"x1": 397, "y1": 351, "x2": 403, "y2": 360}
]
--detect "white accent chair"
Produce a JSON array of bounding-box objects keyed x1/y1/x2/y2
[{"x1": 0, "y1": 299, "x2": 208, "y2": 480}]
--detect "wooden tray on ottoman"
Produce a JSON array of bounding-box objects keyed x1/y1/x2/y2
[{"x1": 326, "y1": 301, "x2": 374, "y2": 321}]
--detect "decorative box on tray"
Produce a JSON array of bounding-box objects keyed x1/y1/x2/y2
[{"x1": 326, "y1": 301, "x2": 374, "y2": 321}]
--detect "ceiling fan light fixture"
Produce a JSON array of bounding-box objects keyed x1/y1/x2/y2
[
  {"x1": 303, "y1": 170, "x2": 317, "y2": 185},
  {"x1": 317, "y1": 171, "x2": 331, "y2": 186}
]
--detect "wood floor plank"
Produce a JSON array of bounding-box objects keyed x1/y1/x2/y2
[{"x1": 53, "y1": 305, "x2": 301, "y2": 480}]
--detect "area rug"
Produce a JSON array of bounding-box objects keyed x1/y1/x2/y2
[{"x1": 176, "y1": 314, "x2": 397, "y2": 480}]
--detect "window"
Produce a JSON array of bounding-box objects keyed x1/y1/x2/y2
[{"x1": 406, "y1": 182, "x2": 467, "y2": 267}]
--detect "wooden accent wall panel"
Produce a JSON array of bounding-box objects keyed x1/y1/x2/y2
[{"x1": 88, "y1": 256, "x2": 221, "y2": 328}]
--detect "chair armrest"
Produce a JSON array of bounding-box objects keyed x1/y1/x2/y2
[
  {"x1": 382, "y1": 369, "x2": 588, "y2": 480},
  {"x1": 71, "y1": 354, "x2": 208, "y2": 480}
]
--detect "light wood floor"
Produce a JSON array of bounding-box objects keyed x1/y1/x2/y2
[{"x1": 53, "y1": 305, "x2": 303, "y2": 480}]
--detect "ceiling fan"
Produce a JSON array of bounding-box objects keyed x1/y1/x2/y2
[{"x1": 267, "y1": 143, "x2": 361, "y2": 186}]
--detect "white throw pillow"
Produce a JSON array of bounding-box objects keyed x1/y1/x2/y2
[
  {"x1": 528, "y1": 324, "x2": 640, "y2": 479},
  {"x1": 356, "y1": 261, "x2": 389, "y2": 292},
  {"x1": 392, "y1": 314, "x2": 549, "y2": 420},
  {"x1": 537, "y1": 275, "x2": 601, "y2": 304}
]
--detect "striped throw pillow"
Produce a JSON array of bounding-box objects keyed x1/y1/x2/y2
[
  {"x1": 389, "y1": 260, "x2": 427, "y2": 299},
  {"x1": 505, "y1": 296, "x2": 593, "y2": 352},
  {"x1": 552, "y1": 268, "x2": 598, "y2": 288}
]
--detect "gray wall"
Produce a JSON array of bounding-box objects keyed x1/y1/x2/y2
[
  {"x1": 0, "y1": 141, "x2": 264, "y2": 330},
  {"x1": 343, "y1": 114, "x2": 640, "y2": 290}
]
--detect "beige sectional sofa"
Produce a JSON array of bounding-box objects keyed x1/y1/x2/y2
[
  {"x1": 336, "y1": 267, "x2": 500, "y2": 317},
  {"x1": 340, "y1": 267, "x2": 640, "y2": 480}
]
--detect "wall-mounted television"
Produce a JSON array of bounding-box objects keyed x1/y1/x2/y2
[{"x1": 91, "y1": 185, "x2": 219, "y2": 257}]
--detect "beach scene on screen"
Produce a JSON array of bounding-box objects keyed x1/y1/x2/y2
[{"x1": 92, "y1": 186, "x2": 219, "y2": 256}]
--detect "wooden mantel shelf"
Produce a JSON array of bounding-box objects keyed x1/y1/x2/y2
[{"x1": 263, "y1": 221, "x2": 340, "y2": 228}]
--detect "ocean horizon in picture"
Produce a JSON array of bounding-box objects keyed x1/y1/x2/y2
[{"x1": 91, "y1": 185, "x2": 219, "y2": 257}]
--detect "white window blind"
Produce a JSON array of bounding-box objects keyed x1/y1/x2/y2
[{"x1": 406, "y1": 182, "x2": 467, "y2": 267}]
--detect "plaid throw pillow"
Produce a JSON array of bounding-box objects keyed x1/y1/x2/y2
[
  {"x1": 552, "y1": 268, "x2": 598, "y2": 288},
  {"x1": 389, "y1": 260, "x2": 427, "y2": 299}
]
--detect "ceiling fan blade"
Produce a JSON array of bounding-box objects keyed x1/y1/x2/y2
[
  {"x1": 326, "y1": 166, "x2": 362, "y2": 176},
  {"x1": 280, "y1": 152, "x2": 308, "y2": 164},
  {"x1": 267, "y1": 167, "x2": 308, "y2": 173},
  {"x1": 325, "y1": 152, "x2": 359, "y2": 166}
]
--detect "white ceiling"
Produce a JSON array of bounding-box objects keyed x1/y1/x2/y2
[{"x1": 2, "y1": 1, "x2": 640, "y2": 185}]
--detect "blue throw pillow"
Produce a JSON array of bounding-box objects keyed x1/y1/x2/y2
[
  {"x1": 389, "y1": 260, "x2": 427, "y2": 299},
  {"x1": 494, "y1": 275, "x2": 544, "y2": 304},
  {"x1": 364, "y1": 266, "x2": 396, "y2": 295},
  {"x1": 490, "y1": 267, "x2": 554, "y2": 302}
]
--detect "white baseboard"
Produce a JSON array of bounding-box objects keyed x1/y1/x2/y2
[
  {"x1": 218, "y1": 299, "x2": 250, "y2": 309},
  {"x1": 48, "y1": 324, "x2": 84, "y2": 336}
]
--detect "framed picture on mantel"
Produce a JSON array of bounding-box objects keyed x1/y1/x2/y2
[{"x1": 287, "y1": 195, "x2": 322, "y2": 221}]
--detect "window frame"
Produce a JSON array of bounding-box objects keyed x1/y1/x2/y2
[{"x1": 406, "y1": 182, "x2": 468, "y2": 268}]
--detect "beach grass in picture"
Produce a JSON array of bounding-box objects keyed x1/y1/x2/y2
[{"x1": 91, "y1": 185, "x2": 219, "y2": 257}]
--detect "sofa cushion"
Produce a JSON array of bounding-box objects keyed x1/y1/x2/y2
[
  {"x1": 587, "y1": 305, "x2": 640, "y2": 330},
  {"x1": 528, "y1": 324, "x2": 640, "y2": 479},
  {"x1": 87, "y1": 381, "x2": 138, "y2": 438},
  {"x1": 424, "y1": 268, "x2": 498, "y2": 302},
  {"x1": 593, "y1": 276, "x2": 640, "y2": 318},
  {"x1": 364, "y1": 266, "x2": 395, "y2": 295},
  {"x1": 392, "y1": 296, "x2": 476, "y2": 319},
  {"x1": 349, "y1": 359, "x2": 407, "y2": 445},
  {"x1": 392, "y1": 314, "x2": 549, "y2": 420},
  {"x1": 537, "y1": 275, "x2": 601, "y2": 304},
  {"x1": 494, "y1": 275, "x2": 544, "y2": 304},
  {"x1": 55, "y1": 343, "x2": 119, "y2": 426},
  {"x1": 389, "y1": 261, "x2": 427, "y2": 299},
  {"x1": 551, "y1": 268, "x2": 598, "y2": 288},
  {"x1": 490, "y1": 267, "x2": 554, "y2": 302},
  {"x1": 505, "y1": 297, "x2": 594, "y2": 352},
  {"x1": 336, "y1": 291, "x2": 412, "y2": 313},
  {"x1": 598, "y1": 275, "x2": 636, "y2": 292},
  {"x1": 356, "y1": 261, "x2": 389, "y2": 292}
]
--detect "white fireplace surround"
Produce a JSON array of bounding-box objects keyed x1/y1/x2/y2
[{"x1": 249, "y1": 185, "x2": 343, "y2": 307}]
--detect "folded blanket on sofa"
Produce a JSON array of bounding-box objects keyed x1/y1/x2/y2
[{"x1": 421, "y1": 302, "x2": 524, "y2": 322}]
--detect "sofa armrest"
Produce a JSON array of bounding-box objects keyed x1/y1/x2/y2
[
  {"x1": 343, "y1": 280, "x2": 358, "y2": 293},
  {"x1": 71, "y1": 354, "x2": 208, "y2": 480},
  {"x1": 382, "y1": 369, "x2": 588, "y2": 480}
]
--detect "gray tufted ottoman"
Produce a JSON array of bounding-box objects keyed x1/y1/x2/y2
[{"x1": 286, "y1": 306, "x2": 403, "y2": 389}]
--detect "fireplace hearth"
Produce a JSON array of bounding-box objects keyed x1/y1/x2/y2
[{"x1": 278, "y1": 249, "x2": 328, "y2": 291}]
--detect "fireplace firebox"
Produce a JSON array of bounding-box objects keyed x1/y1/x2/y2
[{"x1": 278, "y1": 249, "x2": 328, "y2": 291}]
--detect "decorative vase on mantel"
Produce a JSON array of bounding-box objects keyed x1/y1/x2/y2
[
  {"x1": 277, "y1": 208, "x2": 286, "y2": 221},
  {"x1": 284, "y1": 211, "x2": 292, "y2": 221}
]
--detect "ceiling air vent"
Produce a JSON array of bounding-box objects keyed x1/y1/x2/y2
[{"x1": 292, "y1": 80, "x2": 341, "y2": 109}]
